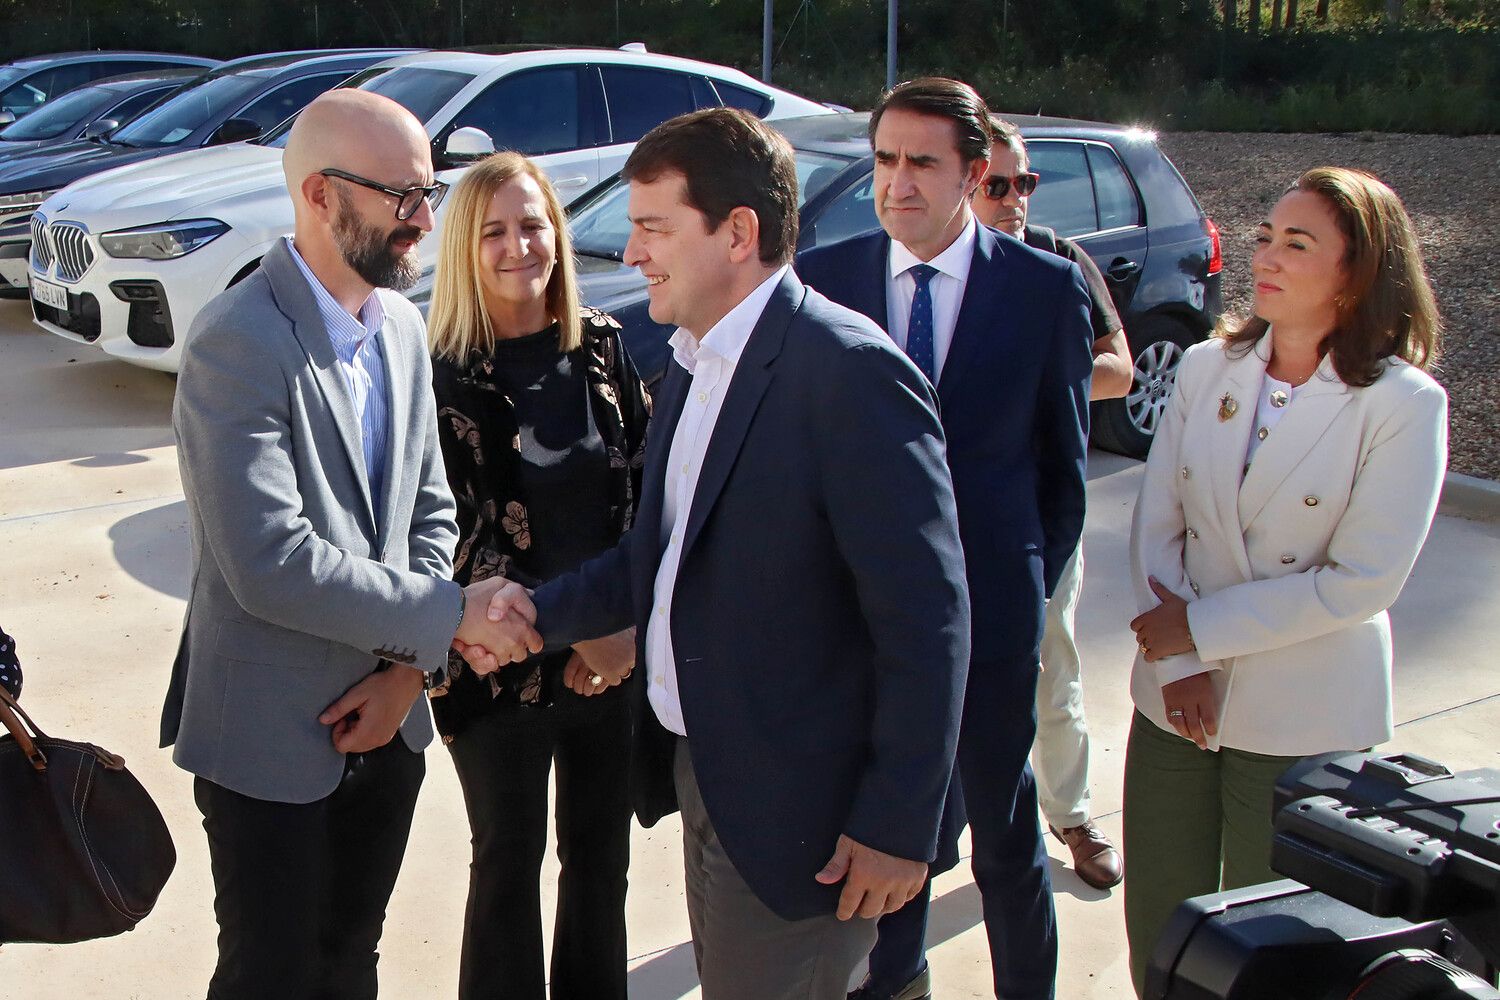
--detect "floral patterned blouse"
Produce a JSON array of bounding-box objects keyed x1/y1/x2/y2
[{"x1": 429, "y1": 308, "x2": 650, "y2": 738}]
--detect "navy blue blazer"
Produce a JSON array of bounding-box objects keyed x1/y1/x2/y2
[
  {"x1": 798, "y1": 224, "x2": 1093, "y2": 664},
  {"x1": 530, "y1": 270, "x2": 972, "y2": 920}
]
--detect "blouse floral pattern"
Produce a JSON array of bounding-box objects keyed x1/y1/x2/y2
[{"x1": 429, "y1": 307, "x2": 650, "y2": 720}]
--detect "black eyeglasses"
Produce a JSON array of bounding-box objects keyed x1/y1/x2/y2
[
  {"x1": 319, "y1": 168, "x2": 449, "y2": 221},
  {"x1": 981, "y1": 172, "x2": 1040, "y2": 200}
]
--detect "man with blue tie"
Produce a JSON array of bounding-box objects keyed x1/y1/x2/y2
[{"x1": 798, "y1": 78, "x2": 1094, "y2": 1000}]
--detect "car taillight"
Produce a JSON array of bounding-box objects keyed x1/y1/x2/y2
[{"x1": 1205, "y1": 216, "x2": 1222, "y2": 276}]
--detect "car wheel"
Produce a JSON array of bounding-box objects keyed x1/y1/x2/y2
[{"x1": 1091, "y1": 317, "x2": 1199, "y2": 460}]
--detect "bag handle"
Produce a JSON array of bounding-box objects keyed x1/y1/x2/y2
[{"x1": 0, "y1": 685, "x2": 48, "y2": 772}]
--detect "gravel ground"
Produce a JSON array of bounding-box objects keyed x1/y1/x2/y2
[{"x1": 1157, "y1": 132, "x2": 1499, "y2": 481}]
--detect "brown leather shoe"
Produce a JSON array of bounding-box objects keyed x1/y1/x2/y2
[{"x1": 1051, "y1": 821, "x2": 1124, "y2": 890}]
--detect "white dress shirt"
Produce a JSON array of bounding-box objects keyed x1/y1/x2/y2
[
  {"x1": 645, "y1": 265, "x2": 789, "y2": 737},
  {"x1": 286, "y1": 237, "x2": 390, "y2": 518},
  {"x1": 885, "y1": 216, "x2": 978, "y2": 385}
]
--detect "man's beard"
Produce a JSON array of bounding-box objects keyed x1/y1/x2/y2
[{"x1": 332, "y1": 192, "x2": 423, "y2": 291}]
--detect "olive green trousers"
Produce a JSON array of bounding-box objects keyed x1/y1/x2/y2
[{"x1": 1121, "y1": 711, "x2": 1303, "y2": 997}]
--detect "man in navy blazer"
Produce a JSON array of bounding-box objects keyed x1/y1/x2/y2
[
  {"x1": 798, "y1": 79, "x2": 1094, "y2": 1000},
  {"x1": 464, "y1": 108, "x2": 971, "y2": 1000}
]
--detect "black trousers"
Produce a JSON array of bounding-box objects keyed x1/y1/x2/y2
[
  {"x1": 446, "y1": 686, "x2": 633, "y2": 1000},
  {"x1": 866, "y1": 654, "x2": 1057, "y2": 1000},
  {"x1": 193, "y1": 740, "x2": 425, "y2": 1000}
]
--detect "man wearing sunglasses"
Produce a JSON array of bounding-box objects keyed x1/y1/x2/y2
[
  {"x1": 973, "y1": 117, "x2": 1131, "y2": 894},
  {"x1": 798, "y1": 78, "x2": 1093, "y2": 1000},
  {"x1": 163, "y1": 89, "x2": 536, "y2": 999}
]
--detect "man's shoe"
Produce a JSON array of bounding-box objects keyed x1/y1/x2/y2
[
  {"x1": 848, "y1": 966, "x2": 932, "y2": 1000},
  {"x1": 1051, "y1": 821, "x2": 1124, "y2": 890}
]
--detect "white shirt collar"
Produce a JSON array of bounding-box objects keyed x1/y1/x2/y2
[
  {"x1": 285, "y1": 236, "x2": 385, "y2": 349},
  {"x1": 669, "y1": 265, "x2": 789, "y2": 374},
  {"x1": 888, "y1": 214, "x2": 978, "y2": 284}
]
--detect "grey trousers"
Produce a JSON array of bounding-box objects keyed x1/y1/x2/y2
[{"x1": 674, "y1": 739, "x2": 878, "y2": 1000}]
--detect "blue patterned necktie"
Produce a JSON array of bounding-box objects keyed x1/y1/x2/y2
[{"x1": 904, "y1": 263, "x2": 938, "y2": 382}]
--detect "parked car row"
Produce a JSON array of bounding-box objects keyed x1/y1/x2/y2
[
  {"x1": 0, "y1": 69, "x2": 203, "y2": 156},
  {"x1": 9, "y1": 46, "x2": 1221, "y2": 458},
  {"x1": 22, "y1": 45, "x2": 831, "y2": 369},
  {"x1": 0, "y1": 49, "x2": 412, "y2": 297},
  {"x1": 0, "y1": 51, "x2": 219, "y2": 125}
]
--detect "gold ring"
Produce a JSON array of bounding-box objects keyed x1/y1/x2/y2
[{"x1": 589, "y1": 673, "x2": 603, "y2": 687}]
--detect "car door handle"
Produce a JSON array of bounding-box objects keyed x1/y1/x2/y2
[
  {"x1": 1106, "y1": 258, "x2": 1141, "y2": 280},
  {"x1": 553, "y1": 175, "x2": 589, "y2": 189}
]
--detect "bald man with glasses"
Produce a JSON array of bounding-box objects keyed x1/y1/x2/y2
[{"x1": 161, "y1": 90, "x2": 535, "y2": 1000}]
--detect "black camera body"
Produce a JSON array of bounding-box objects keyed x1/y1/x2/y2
[{"x1": 1146, "y1": 752, "x2": 1500, "y2": 999}]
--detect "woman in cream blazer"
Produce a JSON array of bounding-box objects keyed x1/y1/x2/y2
[{"x1": 1121, "y1": 167, "x2": 1447, "y2": 996}]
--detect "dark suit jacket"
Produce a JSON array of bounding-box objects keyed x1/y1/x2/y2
[
  {"x1": 798, "y1": 224, "x2": 1093, "y2": 664},
  {"x1": 530, "y1": 270, "x2": 971, "y2": 920}
]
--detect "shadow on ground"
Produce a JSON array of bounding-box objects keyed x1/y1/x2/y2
[
  {"x1": 1, "y1": 304, "x2": 175, "y2": 470},
  {"x1": 109, "y1": 500, "x2": 189, "y2": 600}
]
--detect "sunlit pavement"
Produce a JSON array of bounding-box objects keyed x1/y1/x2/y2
[{"x1": 3, "y1": 297, "x2": 1496, "y2": 999}]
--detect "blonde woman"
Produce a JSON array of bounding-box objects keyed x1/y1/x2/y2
[
  {"x1": 428, "y1": 152, "x2": 649, "y2": 1000},
  {"x1": 1122, "y1": 167, "x2": 1447, "y2": 995}
]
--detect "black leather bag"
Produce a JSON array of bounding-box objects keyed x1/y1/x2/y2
[{"x1": 0, "y1": 686, "x2": 176, "y2": 943}]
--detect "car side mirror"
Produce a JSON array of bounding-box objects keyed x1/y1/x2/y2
[
  {"x1": 208, "y1": 117, "x2": 262, "y2": 146},
  {"x1": 441, "y1": 126, "x2": 494, "y2": 163},
  {"x1": 83, "y1": 119, "x2": 119, "y2": 141},
  {"x1": 0, "y1": 111, "x2": 14, "y2": 127}
]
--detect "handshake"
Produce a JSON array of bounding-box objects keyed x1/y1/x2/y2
[{"x1": 452, "y1": 578, "x2": 541, "y2": 675}]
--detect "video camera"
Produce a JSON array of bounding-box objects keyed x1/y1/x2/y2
[{"x1": 1146, "y1": 751, "x2": 1500, "y2": 999}]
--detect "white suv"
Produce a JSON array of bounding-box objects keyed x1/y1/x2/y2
[{"x1": 28, "y1": 47, "x2": 831, "y2": 372}]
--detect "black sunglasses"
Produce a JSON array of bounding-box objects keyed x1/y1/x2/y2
[
  {"x1": 319, "y1": 168, "x2": 449, "y2": 221},
  {"x1": 981, "y1": 172, "x2": 1040, "y2": 200}
]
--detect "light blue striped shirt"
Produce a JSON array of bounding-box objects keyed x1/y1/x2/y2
[{"x1": 285, "y1": 237, "x2": 389, "y2": 523}]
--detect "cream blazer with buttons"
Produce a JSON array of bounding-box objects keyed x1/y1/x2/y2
[{"x1": 1128, "y1": 334, "x2": 1447, "y2": 755}]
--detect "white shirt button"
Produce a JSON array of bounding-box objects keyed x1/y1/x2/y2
[{"x1": 697, "y1": 392, "x2": 708, "y2": 403}]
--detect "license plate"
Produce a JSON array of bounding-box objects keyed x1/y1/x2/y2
[{"x1": 31, "y1": 276, "x2": 68, "y2": 313}]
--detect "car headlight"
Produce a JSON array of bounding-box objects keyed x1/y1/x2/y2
[
  {"x1": 0, "y1": 189, "x2": 57, "y2": 211},
  {"x1": 99, "y1": 219, "x2": 230, "y2": 260}
]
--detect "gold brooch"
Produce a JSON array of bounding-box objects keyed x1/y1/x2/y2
[{"x1": 1218, "y1": 393, "x2": 1238, "y2": 422}]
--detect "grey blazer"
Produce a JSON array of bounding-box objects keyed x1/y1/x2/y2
[{"x1": 160, "y1": 239, "x2": 461, "y2": 804}]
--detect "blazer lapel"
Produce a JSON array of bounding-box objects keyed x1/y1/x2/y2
[
  {"x1": 263, "y1": 241, "x2": 378, "y2": 541},
  {"x1": 1203, "y1": 344, "x2": 1263, "y2": 583},
  {"x1": 374, "y1": 304, "x2": 408, "y2": 552},
  {"x1": 937, "y1": 224, "x2": 1006, "y2": 408},
  {"x1": 849, "y1": 233, "x2": 890, "y2": 335},
  {"x1": 679, "y1": 271, "x2": 798, "y2": 557},
  {"x1": 1238, "y1": 358, "x2": 1351, "y2": 531},
  {"x1": 638, "y1": 358, "x2": 690, "y2": 555}
]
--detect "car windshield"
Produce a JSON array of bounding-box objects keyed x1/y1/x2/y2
[
  {"x1": 111, "y1": 73, "x2": 262, "y2": 147},
  {"x1": 570, "y1": 149, "x2": 854, "y2": 260},
  {"x1": 0, "y1": 85, "x2": 112, "y2": 141},
  {"x1": 262, "y1": 66, "x2": 474, "y2": 148}
]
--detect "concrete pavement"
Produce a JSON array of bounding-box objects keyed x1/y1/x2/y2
[{"x1": 2, "y1": 296, "x2": 1497, "y2": 999}]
